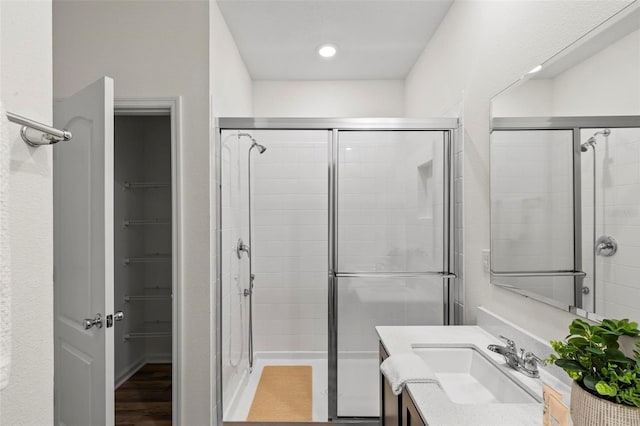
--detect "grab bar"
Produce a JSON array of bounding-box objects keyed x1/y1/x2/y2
[{"x1": 6, "y1": 111, "x2": 72, "y2": 147}]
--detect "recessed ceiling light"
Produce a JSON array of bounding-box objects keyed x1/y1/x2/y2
[
  {"x1": 318, "y1": 44, "x2": 337, "y2": 59},
  {"x1": 527, "y1": 64, "x2": 543, "y2": 74}
]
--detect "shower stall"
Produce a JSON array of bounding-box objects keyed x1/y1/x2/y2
[
  {"x1": 215, "y1": 118, "x2": 459, "y2": 423},
  {"x1": 491, "y1": 116, "x2": 640, "y2": 320}
]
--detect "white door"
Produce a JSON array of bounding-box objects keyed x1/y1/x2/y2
[{"x1": 53, "y1": 77, "x2": 115, "y2": 426}]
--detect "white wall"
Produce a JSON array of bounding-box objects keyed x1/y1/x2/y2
[
  {"x1": 209, "y1": 0, "x2": 254, "y2": 421},
  {"x1": 493, "y1": 27, "x2": 640, "y2": 118},
  {"x1": 210, "y1": 2, "x2": 254, "y2": 117},
  {"x1": 53, "y1": 1, "x2": 253, "y2": 424},
  {"x1": 253, "y1": 80, "x2": 404, "y2": 117},
  {"x1": 553, "y1": 28, "x2": 640, "y2": 116},
  {"x1": 405, "y1": 0, "x2": 634, "y2": 341},
  {"x1": 0, "y1": 1, "x2": 54, "y2": 424}
]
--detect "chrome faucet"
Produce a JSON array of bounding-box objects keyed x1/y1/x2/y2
[{"x1": 487, "y1": 335, "x2": 544, "y2": 378}]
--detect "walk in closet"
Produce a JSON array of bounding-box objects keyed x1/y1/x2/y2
[{"x1": 114, "y1": 114, "x2": 173, "y2": 424}]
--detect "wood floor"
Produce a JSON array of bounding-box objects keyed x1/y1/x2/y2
[{"x1": 116, "y1": 363, "x2": 172, "y2": 426}]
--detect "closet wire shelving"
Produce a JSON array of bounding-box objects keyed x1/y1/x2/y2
[
  {"x1": 123, "y1": 181, "x2": 170, "y2": 190},
  {"x1": 124, "y1": 320, "x2": 172, "y2": 340},
  {"x1": 121, "y1": 179, "x2": 172, "y2": 342}
]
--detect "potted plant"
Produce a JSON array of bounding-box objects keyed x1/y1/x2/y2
[{"x1": 548, "y1": 318, "x2": 640, "y2": 426}]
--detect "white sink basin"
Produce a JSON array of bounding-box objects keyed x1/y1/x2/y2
[{"x1": 412, "y1": 345, "x2": 541, "y2": 405}]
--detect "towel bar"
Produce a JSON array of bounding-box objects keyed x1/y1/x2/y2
[{"x1": 6, "y1": 111, "x2": 72, "y2": 147}]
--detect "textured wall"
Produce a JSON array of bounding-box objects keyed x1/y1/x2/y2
[
  {"x1": 405, "y1": 0, "x2": 634, "y2": 341},
  {"x1": 0, "y1": 1, "x2": 54, "y2": 424}
]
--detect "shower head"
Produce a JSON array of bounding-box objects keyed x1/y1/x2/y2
[
  {"x1": 251, "y1": 141, "x2": 267, "y2": 154},
  {"x1": 580, "y1": 129, "x2": 611, "y2": 152},
  {"x1": 581, "y1": 137, "x2": 597, "y2": 152},
  {"x1": 237, "y1": 132, "x2": 267, "y2": 154}
]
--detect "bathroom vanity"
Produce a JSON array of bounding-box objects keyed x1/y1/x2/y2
[
  {"x1": 377, "y1": 310, "x2": 572, "y2": 426},
  {"x1": 380, "y1": 342, "x2": 426, "y2": 426}
]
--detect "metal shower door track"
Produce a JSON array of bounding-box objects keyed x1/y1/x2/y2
[{"x1": 217, "y1": 117, "x2": 459, "y2": 131}]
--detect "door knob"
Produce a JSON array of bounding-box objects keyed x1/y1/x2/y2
[
  {"x1": 83, "y1": 313, "x2": 103, "y2": 330},
  {"x1": 114, "y1": 311, "x2": 124, "y2": 321}
]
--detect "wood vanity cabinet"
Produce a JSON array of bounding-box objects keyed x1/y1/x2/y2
[
  {"x1": 401, "y1": 388, "x2": 426, "y2": 426},
  {"x1": 380, "y1": 342, "x2": 427, "y2": 426}
]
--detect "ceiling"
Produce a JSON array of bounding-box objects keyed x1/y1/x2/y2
[{"x1": 216, "y1": 0, "x2": 453, "y2": 80}]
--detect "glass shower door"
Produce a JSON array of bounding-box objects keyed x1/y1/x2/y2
[{"x1": 333, "y1": 130, "x2": 451, "y2": 418}]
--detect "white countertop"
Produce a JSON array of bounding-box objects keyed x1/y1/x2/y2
[{"x1": 376, "y1": 325, "x2": 571, "y2": 426}]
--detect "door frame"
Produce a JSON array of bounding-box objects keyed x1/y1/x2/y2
[{"x1": 114, "y1": 97, "x2": 183, "y2": 425}]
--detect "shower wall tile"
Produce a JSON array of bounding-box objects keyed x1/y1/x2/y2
[
  {"x1": 591, "y1": 128, "x2": 640, "y2": 321},
  {"x1": 251, "y1": 130, "x2": 330, "y2": 353}
]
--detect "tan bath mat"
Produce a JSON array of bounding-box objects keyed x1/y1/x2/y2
[{"x1": 247, "y1": 365, "x2": 312, "y2": 422}]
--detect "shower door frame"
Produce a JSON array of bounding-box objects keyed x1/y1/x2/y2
[
  {"x1": 490, "y1": 115, "x2": 640, "y2": 322},
  {"x1": 214, "y1": 117, "x2": 460, "y2": 424}
]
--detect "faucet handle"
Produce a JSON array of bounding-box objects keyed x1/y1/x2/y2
[
  {"x1": 499, "y1": 335, "x2": 517, "y2": 351},
  {"x1": 519, "y1": 351, "x2": 545, "y2": 378},
  {"x1": 523, "y1": 351, "x2": 545, "y2": 367}
]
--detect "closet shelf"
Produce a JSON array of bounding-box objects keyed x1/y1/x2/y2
[
  {"x1": 143, "y1": 285, "x2": 171, "y2": 291},
  {"x1": 124, "y1": 331, "x2": 171, "y2": 340},
  {"x1": 123, "y1": 254, "x2": 171, "y2": 265},
  {"x1": 124, "y1": 294, "x2": 172, "y2": 302},
  {"x1": 123, "y1": 218, "x2": 170, "y2": 227},
  {"x1": 123, "y1": 181, "x2": 170, "y2": 190}
]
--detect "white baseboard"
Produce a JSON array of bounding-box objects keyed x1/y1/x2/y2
[
  {"x1": 115, "y1": 354, "x2": 173, "y2": 389},
  {"x1": 115, "y1": 356, "x2": 146, "y2": 389},
  {"x1": 146, "y1": 353, "x2": 172, "y2": 364}
]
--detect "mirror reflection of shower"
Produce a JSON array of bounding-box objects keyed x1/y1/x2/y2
[
  {"x1": 581, "y1": 128, "x2": 610, "y2": 152},
  {"x1": 237, "y1": 132, "x2": 266, "y2": 373},
  {"x1": 580, "y1": 128, "x2": 613, "y2": 312}
]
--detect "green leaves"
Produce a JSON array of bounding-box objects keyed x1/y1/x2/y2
[
  {"x1": 549, "y1": 318, "x2": 640, "y2": 408},
  {"x1": 595, "y1": 381, "x2": 618, "y2": 397}
]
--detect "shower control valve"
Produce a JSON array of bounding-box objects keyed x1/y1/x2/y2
[
  {"x1": 596, "y1": 236, "x2": 617, "y2": 257},
  {"x1": 236, "y1": 238, "x2": 250, "y2": 259}
]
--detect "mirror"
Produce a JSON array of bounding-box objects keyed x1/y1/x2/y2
[{"x1": 490, "y1": 2, "x2": 640, "y2": 322}]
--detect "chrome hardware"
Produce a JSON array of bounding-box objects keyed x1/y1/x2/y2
[
  {"x1": 582, "y1": 286, "x2": 590, "y2": 295},
  {"x1": 107, "y1": 310, "x2": 124, "y2": 328},
  {"x1": 242, "y1": 274, "x2": 256, "y2": 297},
  {"x1": 499, "y1": 335, "x2": 516, "y2": 352},
  {"x1": 487, "y1": 336, "x2": 544, "y2": 378},
  {"x1": 236, "y1": 238, "x2": 250, "y2": 259},
  {"x1": 83, "y1": 313, "x2": 103, "y2": 330},
  {"x1": 488, "y1": 336, "x2": 520, "y2": 370},
  {"x1": 595, "y1": 235, "x2": 617, "y2": 257},
  {"x1": 520, "y1": 351, "x2": 545, "y2": 378},
  {"x1": 6, "y1": 111, "x2": 73, "y2": 147}
]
